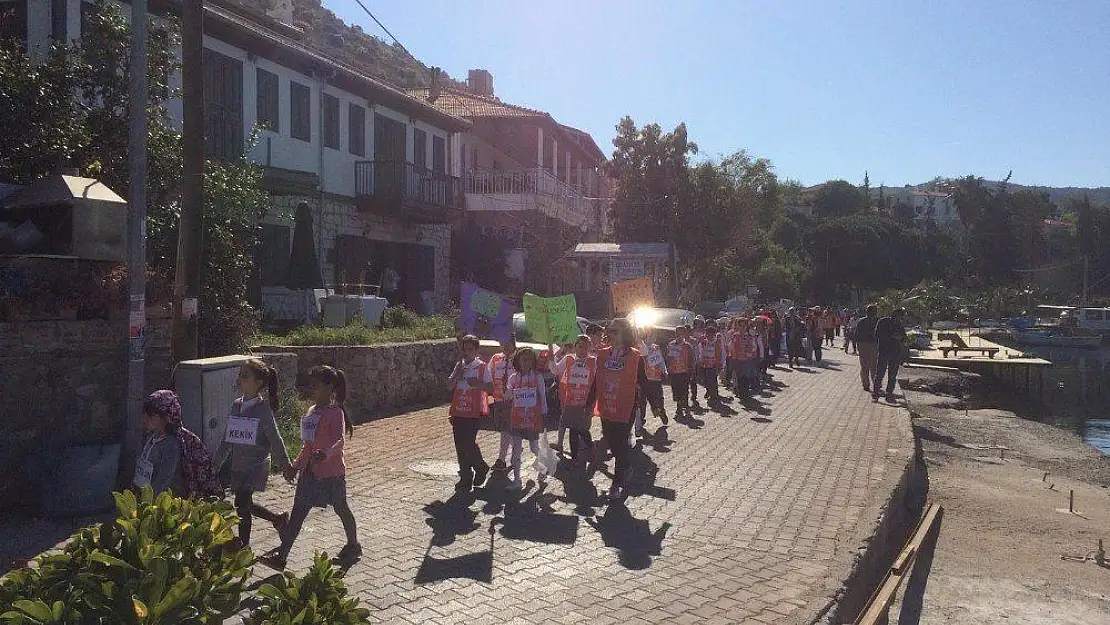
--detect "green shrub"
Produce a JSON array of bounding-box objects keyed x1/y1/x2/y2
[
  {"x1": 273, "y1": 386, "x2": 312, "y2": 468},
  {"x1": 379, "y1": 305, "x2": 418, "y2": 329},
  {"x1": 0, "y1": 487, "x2": 251, "y2": 624},
  {"x1": 245, "y1": 553, "x2": 371, "y2": 625},
  {"x1": 254, "y1": 315, "x2": 455, "y2": 347}
]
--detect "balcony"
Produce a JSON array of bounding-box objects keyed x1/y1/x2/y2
[
  {"x1": 354, "y1": 160, "x2": 463, "y2": 223},
  {"x1": 463, "y1": 167, "x2": 592, "y2": 229}
]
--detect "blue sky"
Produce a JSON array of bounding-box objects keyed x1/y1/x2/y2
[{"x1": 327, "y1": 0, "x2": 1109, "y2": 188}]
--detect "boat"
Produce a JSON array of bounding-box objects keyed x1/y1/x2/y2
[
  {"x1": 1007, "y1": 327, "x2": 1102, "y2": 348},
  {"x1": 1034, "y1": 305, "x2": 1110, "y2": 334}
]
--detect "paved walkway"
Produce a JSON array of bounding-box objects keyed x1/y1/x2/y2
[{"x1": 2, "y1": 350, "x2": 914, "y2": 624}]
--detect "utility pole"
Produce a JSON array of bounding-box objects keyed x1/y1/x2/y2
[
  {"x1": 1083, "y1": 254, "x2": 1089, "y2": 307},
  {"x1": 173, "y1": 0, "x2": 204, "y2": 363},
  {"x1": 125, "y1": 0, "x2": 149, "y2": 468}
]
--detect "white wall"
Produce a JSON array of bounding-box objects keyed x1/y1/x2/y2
[{"x1": 28, "y1": 0, "x2": 459, "y2": 198}]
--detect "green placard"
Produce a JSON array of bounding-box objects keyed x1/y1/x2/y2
[{"x1": 523, "y1": 293, "x2": 579, "y2": 344}]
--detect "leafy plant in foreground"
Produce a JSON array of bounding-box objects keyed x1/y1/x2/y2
[{"x1": 245, "y1": 553, "x2": 371, "y2": 625}]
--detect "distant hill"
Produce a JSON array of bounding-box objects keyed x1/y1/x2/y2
[
  {"x1": 235, "y1": 0, "x2": 468, "y2": 90},
  {"x1": 889, "y1": 178, "x2": 1110, "y2": 209}
]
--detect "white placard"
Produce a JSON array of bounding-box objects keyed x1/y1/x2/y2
[
  {"x1": 568, "y1": 365, "x2": 591, "y2": 385},
  {"x1": 513, "y1": 386, "x2": 538, "y2": 408},
  {"x1": 224, "y1": 416, "x2": 259, "y2": 445},
  {"x1": 300, "y1": 412, "x2": 320, "y2": 443},
  {"x1": 133, "y1": 458, "x2": 153, "y2": 488}
]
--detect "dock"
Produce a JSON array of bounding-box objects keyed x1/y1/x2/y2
[{"x1": 909, "y1": 329, "x2": 1052, "y2": 399}]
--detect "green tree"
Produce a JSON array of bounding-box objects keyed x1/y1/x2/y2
[{"x1": 812, "y1": 180, "x2": 867, "y2": 218}]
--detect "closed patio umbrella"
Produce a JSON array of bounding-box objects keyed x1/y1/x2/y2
[{"x1": 285, "y1": 202, "x2": 324, "y2": 322}]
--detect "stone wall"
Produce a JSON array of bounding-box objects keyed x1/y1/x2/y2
[
  {"x1": 0, "y1": 317, "x2": 172, "y2": 507},
  {"x1": 253, "y1": 339, "x2": 459, "y2": 423}
]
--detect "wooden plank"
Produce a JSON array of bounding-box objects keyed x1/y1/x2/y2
[{"x1": 854, "y1": 503, "x2": 944, "y2": 625}]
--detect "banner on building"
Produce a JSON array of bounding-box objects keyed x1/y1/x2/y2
[
  {"x1": 523, "y1": 293, "x2": 579, "y2": 345},
  {"x1": 459, "y1": 282, "x2": 515, "y2": 343},
  {"x1": 610, "y1": 278, "x2": 654, "y2": 313}
]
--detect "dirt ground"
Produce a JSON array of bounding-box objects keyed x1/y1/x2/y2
[{"x1": 890, "y1": 367, "x2": 1110, "y2": 625}]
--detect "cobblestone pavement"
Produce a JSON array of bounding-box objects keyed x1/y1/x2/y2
[{"x1": 1, "y1": 350, "x2": 914, "y2": 624}]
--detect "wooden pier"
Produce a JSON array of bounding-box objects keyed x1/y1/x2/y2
[{"x1": 909, "y1": 329, "x2": 1052, "y2": 399}]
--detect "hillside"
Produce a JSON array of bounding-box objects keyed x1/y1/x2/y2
[{"x1": 237, "y1": 0, "x2": 466, "y2": 90}]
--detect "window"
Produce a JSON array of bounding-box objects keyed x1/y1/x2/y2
[
  {"x1": 413, "y1": 128, "x2": 427, "y2": 169},
  {"x1": 348, "y1": 103, "x2": 365, "y2": 156},
  {"x1": 51, "y1": 0, "x2": 65, "y2": 41},
  {"x1": 432, "y1": 135, "x2": 446, "y2": 173},
  {"x1": 256, "y1": 68, "x2": 279, "y2": 132},
  {"x1": 1, "y1": 0, "x2": 28, "y2": 47},
  {"x1": 322, "y1": 93, "x2": 339, "y2": 150},
  {"x1": 290, "y1": 81, "x2": 310, "y2": 141},
  {"x1": 259, "y1": 224, "x2": 291, "y2": 287},
  {"x1": 202, "y1": 48, "x2": 244, "y2": 160}
]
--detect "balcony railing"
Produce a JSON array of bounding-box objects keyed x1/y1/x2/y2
[
  {"x1": 354, "y1": 160, "x2": 463, "y2": 211},
  {"x1": 464, "y1": 167, "x2": 590, "y2": 217}
]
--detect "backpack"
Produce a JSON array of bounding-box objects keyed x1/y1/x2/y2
[{"x1": 177, "y1": 427, "x2": 223, "y2": 498}]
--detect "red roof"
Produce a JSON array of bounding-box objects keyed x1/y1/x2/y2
[{"x1": 407, "y1": 86, "x2": 605, "y2": 162}]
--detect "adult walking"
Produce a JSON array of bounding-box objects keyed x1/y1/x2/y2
[
  {"x1": 854, "y1": 305, "x2": 880, "y2": 392},
  {"x1": 784, "y1": 308, "x2": 805, "y2": 368},
  {"x1": 806, "y1": 308, "x2": 823, "y2": 363},
  {"x1": 872, "y1": 308, "x2": 908, "y2": 401}
]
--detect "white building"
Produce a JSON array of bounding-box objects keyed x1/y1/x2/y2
[
  {"x1": 876, "y1": 186, "x2": 961, "y2": 226},
  {"x1": 7, "y1": 0, "x2": 471, "y2": 319}
]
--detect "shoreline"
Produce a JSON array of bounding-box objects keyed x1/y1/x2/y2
[{"x1": 891, "y1": 367, "x2": 1110, "y2": 624}]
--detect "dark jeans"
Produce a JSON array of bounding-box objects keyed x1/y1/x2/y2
[
  {"x1": 670, "y1": 372, "x2": 691, "y2": 406},
  {"x1": 600, "y1": 419, "x2": 634, "y2": 485},
  {"x1": 234, "y1": 490, "x2": 282, "y2": 547},
  {"x1": 873, "y1": 350, "x2": 901, "y2": 395},
  {"x1": 639, "y1": 379, "x2": 666, "y2": 418},
  {"x1": 812, "y1": 341, "x2": 823, "y2": 363},
  {"x1": 690, "y1": 366, "x2": 700, "y2": 401},
  {"x1": 569, "y1": 428, "x2": 593, "y2": 461},
  {"x1": 700, "y1": 367, "x2": 719, "y2": 399},
  {"x1": 450, "y1": 417, "x2": 487, "y2": 477}
]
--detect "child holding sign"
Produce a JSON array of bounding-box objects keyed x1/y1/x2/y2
[
  {"x1": 550, "y1": 335, "x2": 598, "y2": 468},
  {"x1": 263, "y1": 366, "x2": 360, "y2": 569},
  {"x1": 213, "y1": 359, "x2": 294, "y2": 551},
  {"x1": 505, "y1": 347, "x2": 550, "y2": 490}
]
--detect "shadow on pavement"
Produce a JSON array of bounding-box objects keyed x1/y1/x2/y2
[
  {"x1": 584, "y1": 503, "x2": 671, "y2": 570},
  {"x1": 416, "y1": 492, "x2": 495, "y2": 584},
  {"x1": 640, "y1": 425, "x2": 673, "y2": 453},
  {"x1": 741, "y1": 396, "x2": 772, "y2": 416},
  {"x1": 423, "y1": 492, "x2": 482, "y2": 547},
  {"x1": 627, "y1": 445, "x2": 677, "y2": 502}
]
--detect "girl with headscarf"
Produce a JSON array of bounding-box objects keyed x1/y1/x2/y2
[{"x1": 135, "y1": 390, "x2": 222, "y2": 498}]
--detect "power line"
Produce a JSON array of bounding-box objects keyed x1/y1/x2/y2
[{"x1": 350, "y1": 0, "x2": 414, "y2": 62}]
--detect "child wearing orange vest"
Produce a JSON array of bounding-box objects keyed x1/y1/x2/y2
[
  {"x1": 488, "y1": 335, "x2": 517, "y2": 473},
  {"x1": 637, "y1": 327, "x2": 669, "y2": 434},
  {"x1": 697, "y1": 322, "x2": 724, "y2": 403},
  {"x1": 550, "y1": 335, "x2": 598, "y2": 468},
  {"x1": 505, "y1": 347, "x2": 549, "y2": 490},
  {"x1": 446, "y1": 334, "x2": 494, "y2": 492},
  {"x1": 666, "y1": 325, "x2": 696, "y2": 419},
  {"x1": 594, "y1": 320, "x2": 648, "y2": 500}
]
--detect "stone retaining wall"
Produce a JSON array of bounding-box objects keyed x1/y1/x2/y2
[
  {"x1": 253, "y1": 339, "x2": 459, "y2": 423},
  {"x1": 0, "y1": 317, "x2": 172, "y2": 509}
]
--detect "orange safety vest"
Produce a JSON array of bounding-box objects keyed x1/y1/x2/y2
[
  {"x1": 487, "y1": 352, "x2": 513, "y2": 401},
  {"x1": 641, "y1": 343, "x2": 666, "y2": 381},
  {"x1": 595, "y1": 347, "x2": 642, "y2": 423},
  {"x1": 666, "y1": 340, "x2": 691, "y2": 374},
  {"x1": 509, "y1": 372, "x2": 544, "y2": 432},
  {"x1": 699, "y1": 337, "x2": 721, "y2": 368},
  {"x1": 727, "y1": 331, "x2": 742, "y2": 358},
  {"x1": 558, "y1": 354, "x2": 597, "y2": 408},
  {"x1": 449, "y1": 358, "x2": 488, "y2": 418}
]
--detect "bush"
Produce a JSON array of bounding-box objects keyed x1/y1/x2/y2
[
  {"x1": 273, "y1": 386, "x2": 313, "y2": 468},
  {"x1": 246, "y1": 553, "x2": 370, "y2": 625},
  {"x1": 254, "y1": 315, "x2": 455, "y2": 347},
  {"x1": 379, "y1": 305, "x2": 418, "y2": 329},
  {"x1": 0, "y1": 487, "x2": 251, "y2": 624}
]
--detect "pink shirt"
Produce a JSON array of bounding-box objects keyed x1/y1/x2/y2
[{"x1": 293, "y1": 404, "x2": 347, "y2": 478}]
